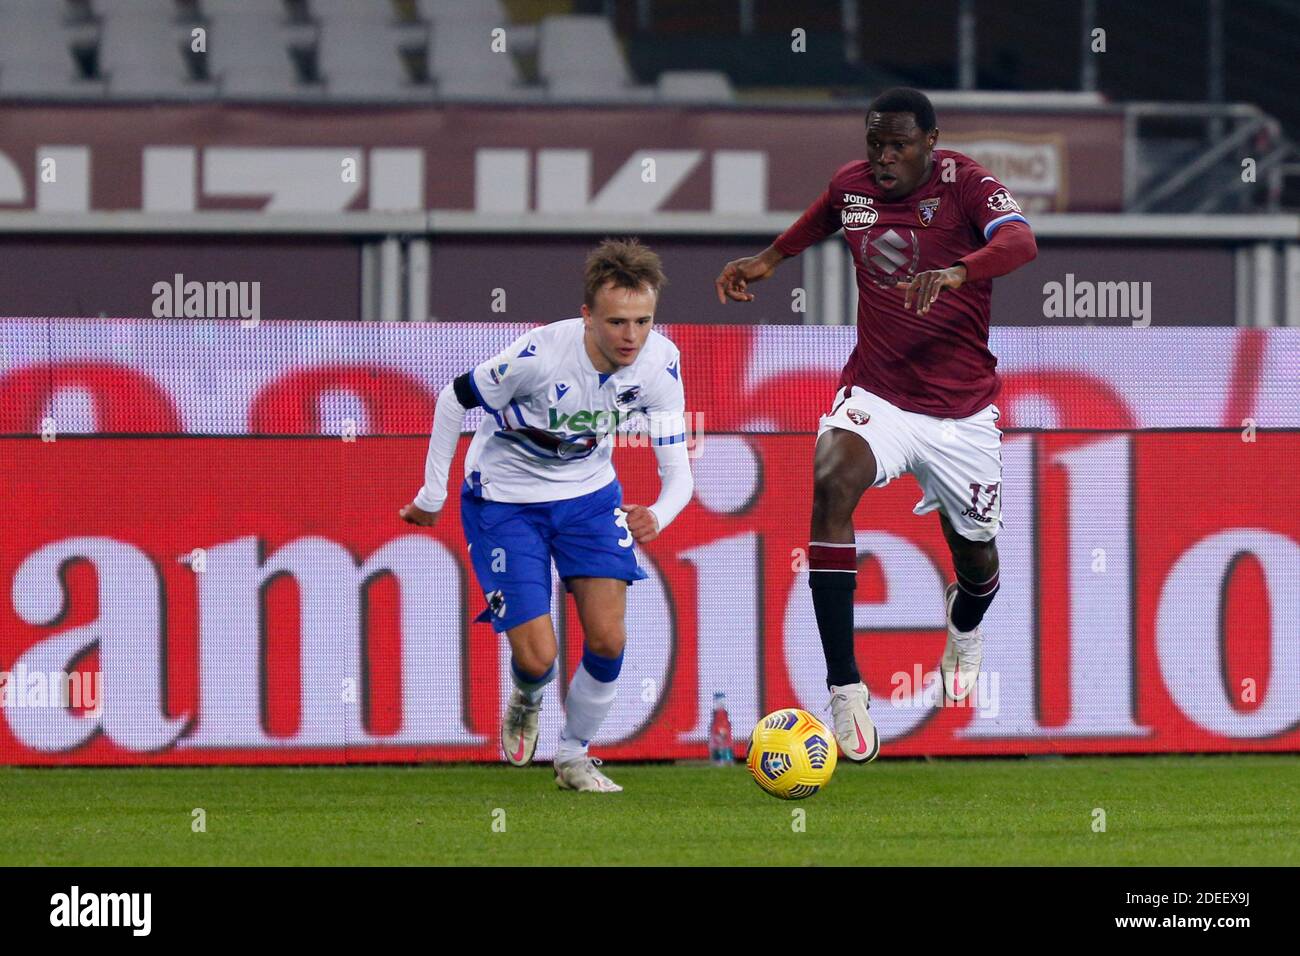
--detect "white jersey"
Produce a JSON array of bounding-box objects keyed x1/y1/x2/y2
[{"x1": 462, "y1": 318, "x2": 686, "y2": 504}]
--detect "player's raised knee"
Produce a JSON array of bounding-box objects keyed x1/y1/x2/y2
[
  {"x1": 952, "y1": 537, "x2": 998, "y2": 578},
  {"x1": 583, "y1": 626, "x2": 627, "y2": 660},
  {"x1": 812, "y1": 461, "x2": 867, "y2": 522},
  {"x1": 815, "y1": 430, "x2": 875, "y2": 489},
  {"x1": 513, "y1": 648, "x2": 557, "y2": 678}
]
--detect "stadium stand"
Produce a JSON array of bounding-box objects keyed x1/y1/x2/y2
[
  {"x1": 0, "y1": 0, "x2": 1295, "y2": 217},
  {"x1": 97, "y1": 0, "x2": 191, "y2": 98},
  {"x1": 0, "y1": 0, "x2": 100, "y2": 96},
  {"x1": 204, "y1": 0, "x2": 315, "y2": 99},
  {"x1": 537, "y1": 14, "x2": 651, "y2": 101},
  {"x1": 655, "y1": 69, "x2": 734, "y2": 103},
  {"x1": 314, "y1": 0, "x2": 425, "y2": 99},
  {"x1": 428, "y1": 16, "x2": 523, "y2": 98}
]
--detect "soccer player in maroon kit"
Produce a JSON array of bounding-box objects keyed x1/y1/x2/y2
[{"x1": 715, "y1": 88, "x2": 1037, "y2": 762}]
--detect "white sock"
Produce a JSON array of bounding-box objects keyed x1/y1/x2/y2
[{"x1": 556, "y1": 662, "x2": 617, "y2": 762}]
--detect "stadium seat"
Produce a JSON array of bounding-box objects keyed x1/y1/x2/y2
[
  {"x1": 417, "y1": 0, "x2": 506, "y2": 24},
  {"x1": 0, "y1": 0, "x2": 99, "y2": 96},
  {"x1": 204, "y1": 0, "x2": 313, "y2": 98},
  {"x1": 537, "y1": 15, "x2": 655, "y2": 102},
  {"x1": 537, "y1": 15, "x2": 630, "y2": 89},
  {"x1": 312, "y1": 0, "x2": 429, "y2": 99},
  {"x1": 96, "y1": 0, "x2": 194, "y2": 98},
  {"x1": 545, "y1": 75, "x2": 655, "y2": 103},
  {"x1": 307, "y1": 0, "x2": 394, "y2": 22},
  {"x1": 657, "y1": 70, "x2": 735, "y2": 103},
  {"x1": 428, "y1": 19, "x2": 521, "y2": 99}
]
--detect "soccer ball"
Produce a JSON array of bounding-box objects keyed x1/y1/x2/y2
[{"x1": 746, "y1": 708, "x2": 837, "y2": 800}]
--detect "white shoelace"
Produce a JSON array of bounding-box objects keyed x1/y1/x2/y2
[
  {"x1": 825, "y1": 687, "x2": 869, "y2": 737},
  {"x1": 950, "y1": 628, "x2": 983, "y2": 664},
  {"x1": 579, "y1": 756, "x2": 609, "y2": 775},
  {"x1": 556, "y1": 753, "x2": 600, "y2": 770},
  {"x1": 562, "y1": 755, "x2": 617, "y2": 788},
  {"x1": 504, "y1": 707, "x2": 524, "y2": 733},
  {"x1": 505, "y1": 695, "x2": 539, "y2": 733}
]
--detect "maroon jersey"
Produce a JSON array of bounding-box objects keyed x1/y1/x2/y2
[{"x1": 774, "y1": 149, "x2": 1029, "y2": 419}]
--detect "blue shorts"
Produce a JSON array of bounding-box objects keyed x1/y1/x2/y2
[{"x1": 460, "y1": 478, "x2": 648, "y2": 633}]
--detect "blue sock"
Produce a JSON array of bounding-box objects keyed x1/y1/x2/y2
[
  {"x1": 511, "y1": 659, "x2": 556, "y2": 704},
  {"x1": 579, "y1": 647, "x2": 624, "y2": 683}
]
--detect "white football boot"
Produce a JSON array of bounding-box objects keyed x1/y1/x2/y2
[
  {"x1": 554, "y1": 755, "x2": 623, "y2": 793},
  {"x1": 501, "y1": 687, "x2": 541, "y2": 766},
  {"x1": 827, "y1": 682, "x2": 881, "y2": 763},
  {"x1": 940, "y1": 583, "x2": 983, "y2": 702}
]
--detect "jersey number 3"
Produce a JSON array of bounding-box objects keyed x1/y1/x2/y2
[{"x1": 613, "y1": 508, "x2": 634, "y2": 548}]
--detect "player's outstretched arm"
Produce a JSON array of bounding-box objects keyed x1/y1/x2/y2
[
  {"x1": 622, "y1": 360, "x2": 694, "y2": 544},
  {"x1": 955, "y1": 219, "x2": 1037, "y2": 282},
  {"x1": 716, "y1": 185, "x2": 840, "y2": 304},
  {"x1": 400, "y1": 376, "x2": 472, "y2": 527},
  {"x1": 715, "y1": 244, "x2": 789, "y2": 304},
  {"x1": 402, "y1": 331, "x2": 543, "y2": 527},
  {"x1": 717, "y1": 186, "x2": 840, "y2": 303},
  {"x1": 621, "y1": 426, "x2": 694, "y2": 544}
]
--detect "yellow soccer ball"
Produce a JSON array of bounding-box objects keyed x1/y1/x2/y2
[{"x1": 746, "y1": 708, "x2": 837, "y2": 799}]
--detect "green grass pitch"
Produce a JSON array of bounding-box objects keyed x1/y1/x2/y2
[{"x1": 3, "y1": 755, "x2": 1296, "y2": 866}]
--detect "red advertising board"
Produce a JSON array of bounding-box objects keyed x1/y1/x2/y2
[{"x1": 2, "y1": 431, "x2": 1296, "y2": 764}]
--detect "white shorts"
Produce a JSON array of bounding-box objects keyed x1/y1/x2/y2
[{"x1": 817, "y1": 385, "x2": 1004, "y2": 542}]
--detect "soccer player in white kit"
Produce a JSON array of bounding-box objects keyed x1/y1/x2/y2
[{"x1": 401, "y1": 239, "x2": 693, "y2": 792}]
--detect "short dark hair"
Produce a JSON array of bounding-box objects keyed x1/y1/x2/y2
[
  {"x1": 583, "y1": 237, "x2": 668, "y2": 307},
  {"x1": 866, "y1": 87, "x2": 936, "y2": 133}
]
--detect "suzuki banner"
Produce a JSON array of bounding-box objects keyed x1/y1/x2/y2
[
  {"x1": 1, "y1": 321, "x2": 1297, "y2": 763},
  {"x1": 0, "y1": 103, "x2": 1123, "y2": 214}
]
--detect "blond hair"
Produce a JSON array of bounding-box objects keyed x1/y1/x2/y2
[{"x1": 583, "y1": 238, "x2": 668, "y2": 307}]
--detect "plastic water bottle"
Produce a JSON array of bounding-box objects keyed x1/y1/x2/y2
[{"x1": 709, "y1": 692, "x2": 733, "y2": 766}]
